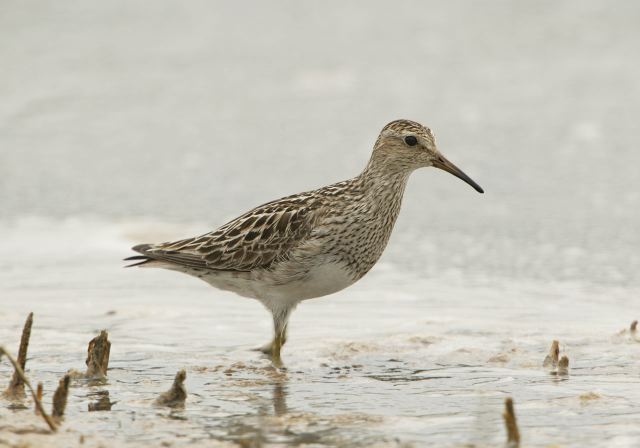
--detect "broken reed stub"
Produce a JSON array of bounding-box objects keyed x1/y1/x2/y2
[
  {"x1": 616, "y1": 319, "x2": 639, "y2": 341},
  {"x1": 542, "y1": 340, "x2": 559, "y2": 369},
  {"x1": 4, "y1": 312, "x2": 34, "y2": 399},
  {"x1": 35, "y1": 382, "x2": 43, "y2": 415},
  {"x1": 85, "y1": 330, "x2": 111, "y2": 379},
  {"x1": 0, "y1": 346, "x2": 58, "y2": 431},
  {"x1": 503, "y1": 397, "x2": 520, "y2": 447},
  {"x1": 155, "y1": 369, "x2": 187, "y2": 407},
  {"x1": 557, "y1": 355, "x2": 570, "y2": 375},
  {"x1": 52, "y1": 375, "x2": 71, "y2": 418}
]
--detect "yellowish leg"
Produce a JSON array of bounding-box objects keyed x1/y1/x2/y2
[
  {"x1": 272, "y1": 331, "x2": 284, "y2": 368},
  {"x1": 270, "y1": 314, "x2": 289, "y2": 368}
]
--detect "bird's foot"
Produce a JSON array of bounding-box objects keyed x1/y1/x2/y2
[
  {"x1": 270, "y1": 331, "x2": 286, "y2": 368},
  {"x1": 252, "y1": 341, "x2": 285, "y2": 368},
  {"x1": 271, "y1": 353, "x2": 284, "y2": 369},
  {"x1": 255, "y1": 331, "x2": 286, "y2": 368},
  {"x1": 253, "y1": 334, "x2": 287, "y2": 356},
  {"x1": 254, "y1": 342, "x2": 274, "y2": 355}
]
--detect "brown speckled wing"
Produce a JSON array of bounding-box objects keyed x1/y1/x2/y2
[{"x1": 141, "y1": 196, "x2": 322, "y2": 272}]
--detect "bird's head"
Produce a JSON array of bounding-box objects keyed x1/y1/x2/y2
[{"x1": 371, "y1": 119, "x2": 484, "y2": 193}]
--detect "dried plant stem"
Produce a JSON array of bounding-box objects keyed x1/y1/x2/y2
[
  {"x1": 52, "y1": 375, "x2": 71, "y2": 418},
  {"x1": 155, "y1": 369, "x2": 187, "y2": 407},
  {"x1": 5, "y1": 312, "x2": 33, "y2": 397},
  {"x1": 85, "y1": 330, "x2": 111, "y2": 378},
  {"x1": 503, "y1": 397, "x2": 520, "y2": 447},
  {"x1": 0, "y1": 346, "x2": 57, "y2": 431},
  {"x1": 558, "y1": 355, "x2": 570, "y2": 375},
  {"x1": 35, "y1": 382, "x2": 43, "y2": 415},
  {"x1": 543, "y1": 340, "x2": 559, "y2": 368}
]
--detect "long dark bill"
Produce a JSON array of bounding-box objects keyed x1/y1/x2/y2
[{"x1": 432, "y1": 154, "x2": 484, "y2": 193}]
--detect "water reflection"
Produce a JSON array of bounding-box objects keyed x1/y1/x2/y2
[
  {"x1": 87, "y1": 389, "x2": 114, "y2": 411},
  {"x1": 272, "y1": 381, "x2": 288, "y2": 416}
]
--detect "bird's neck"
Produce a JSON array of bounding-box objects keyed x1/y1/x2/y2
[
  {"x1": 360, "y1": 157, "x2": 411, "y2": 196},
  {"x1": 329, "y1": 162, "x2": 410, "y2": 279},
  {"x1": 356, "y1": 162, "x2": 411, "y2": 218}
]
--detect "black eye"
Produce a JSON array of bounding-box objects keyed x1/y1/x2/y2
[{"x1": 404, "y1": 136, "x2": 418, "y2": 146}]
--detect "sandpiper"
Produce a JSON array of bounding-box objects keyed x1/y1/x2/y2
[{"x1": 125, "y1": 119, "x2": 483, "y2": 366}]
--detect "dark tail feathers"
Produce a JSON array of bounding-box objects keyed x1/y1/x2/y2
[{"x1": 123, "y1": 244, "x2": 154, "y2": 267}]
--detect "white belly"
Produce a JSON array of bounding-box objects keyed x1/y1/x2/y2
[
  {"x1": 270, "y1": 262, "x2": 355, "y2": 301},
  {"x1": 199, "y1": 261, "x2": 356, "y2": 306}
]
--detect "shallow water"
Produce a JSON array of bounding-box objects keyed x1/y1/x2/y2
[
  {"x1": 1, "y1": 220, "x2": 639, "y2": 447},
  {"x1": 2, "y1": 0, "x2": 640, "y2": 446}
]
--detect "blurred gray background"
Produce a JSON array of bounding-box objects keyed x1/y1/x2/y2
[
  {"x1": 2, "y1": 3, "x2": 640, "y2": 446},
  {"x1": 1, "y1": 0, "x2": 639, "y2": 285}
]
